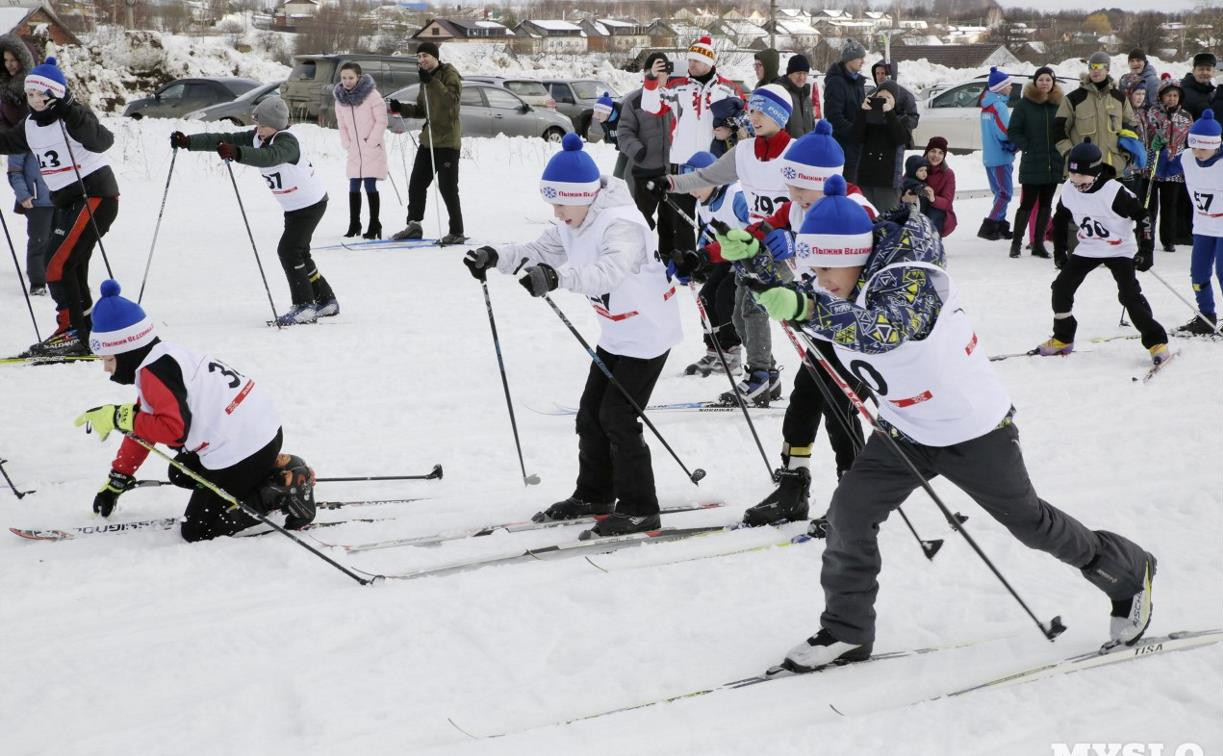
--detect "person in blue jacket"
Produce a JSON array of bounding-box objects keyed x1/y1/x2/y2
[
  {"x1": 7, "y1": 146, "x2": 53, "y2": 295},
  {"x1": 978, "y1": 67, "x2": 1017, "y2": 241}
]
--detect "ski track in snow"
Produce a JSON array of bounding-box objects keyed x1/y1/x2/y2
[{"x1": 0, "y1": 117, "x2": 1219, "y2": 756}]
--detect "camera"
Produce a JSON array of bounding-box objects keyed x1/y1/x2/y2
[{"x1": 665, "y1": 59, "x2": 675, "y2": 74}]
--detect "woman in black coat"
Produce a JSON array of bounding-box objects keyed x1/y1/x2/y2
[{"x1": 850, "y1": 80, "x2": 911, "y2": 212}]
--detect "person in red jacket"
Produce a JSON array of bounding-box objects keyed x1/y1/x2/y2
[
  {"x1": 921, "y1": 136, "x2": 957, "y2": 237},
  {"x1": 73, "y1": 280, "x2": 316, "y2": 542}
]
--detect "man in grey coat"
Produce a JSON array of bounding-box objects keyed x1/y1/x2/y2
[
  {"x1": 617, "y1": 52, "x2": 673, "y2": 248},
  {"x1": 775, "y1": 54, "x2": 815, "y2": 138}
]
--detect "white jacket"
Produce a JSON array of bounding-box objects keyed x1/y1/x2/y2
[{"x1": 640, "y1": 73, "x2": 746, "y2": 165}]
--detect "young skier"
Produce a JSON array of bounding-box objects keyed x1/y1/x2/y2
[
  {"x1": 751, "y1": 175, "x2": 1156, "y2": 670},
  {"x1": 1170, "y1": 109, "x2": 1223, "y2": 335},
  {"x1": 0, "y1": 57, "x2": 118, "y2": 356},
  {"x1": 978, "y1": 67, "x2": 1016, "y2": 241},
  {"x1": 1037, "y1": 139, "x2": 1169, "y2": 363},
  {"x1": 170, "y1": 96, "x2": 339, "y2": 326},
  {"x1": 73, "y1": 280, "x2": 317, "y2": 542},
  {"x1": 664, "y1": 83, "x2": 797, "y2": 405},
  {"x1": 462, "y1": 134, "x2": 682, "y2": 538}
]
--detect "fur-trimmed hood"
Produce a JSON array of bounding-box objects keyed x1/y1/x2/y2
[
  {"x1": 333, "y1": 73, "x2": 376, "y2": 107},
  {"x1": 1022, "y1": 81, "x2": 1063, "y2": 105},
  {"x1": 0, "y1": 34, "x2": 34, "y2": 103}
]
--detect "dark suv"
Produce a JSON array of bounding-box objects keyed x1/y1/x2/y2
[
  {"x1": 541, "y1": 79, "x2": 619, "y2": 140},
  {"x1": 123, "y1": 78, "x2": 261, "y2": 120},
  {"x1": 281, "y1": 54, "x2": 420, "y2": 127}
]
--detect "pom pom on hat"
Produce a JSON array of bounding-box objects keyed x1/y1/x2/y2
[
  {"x1": 794, "y1": 175, "x2": 874, "y2": 269},
  {"x1": 89, "y1": 280, "x2": 157, "y2": 356},
  {"x1": 749, "y1": 83, "x2": 793, "y2": 130},
  {"x1": 780, "y1": 120, "x2": 845, "y2": 190},
  {"x1": 987, "y1": 66, "x2": 1011, "y2": 94},
  {"x1": 687, "y1": 36, "x2": 716, "y2": 66},
  {"x1": 593, "y1": 91, "x2": 614, "y2": 119},
  {"x1": 25, "y1": 56, "x2": 67, "y2": 99},
  {"x1": 1188, "y1": 108, "x2": 1221, "y2": 150},
  {"x1": 540, "y1": 133, "x2": 601, "y2": 205}
]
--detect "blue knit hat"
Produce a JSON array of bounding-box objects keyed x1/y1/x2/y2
[
  {"x1": 25, "y1": 56, "x2": 67, "y2": 99},
  {"x1": 780, "y1": 120, "x2": 844, "y2": 190},
  {"x1": 1189, "y1": 108, "x2": 1221, "y2": 150},
  {"x1": 794, "y1": 175, "x2": 874, "y2": 268},
  {"x1": 987, "y1": 66, "x2": 1011, "y2": 94},
  {"x1": 749, "y1": 83, "x2": 793, "y2": 131},
  {"x1": 1067, "y1": 138, "x2": 1103, "y2": 175},
  {"x1": 593, "y1": 92, "x2": 614, "y2": 119},
  {"x1": 683, "y1": 150, "x2": 717, "y2": 173},
  {"x1": 89, "y1": 280, "x2": 156, "y2": 355},
  {"x1": 540, "y1": 132, "x2": 600, "y2": 205}
]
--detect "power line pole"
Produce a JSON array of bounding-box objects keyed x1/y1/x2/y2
[{"x1": 769, "y1": 0, "x2": 776, "y2": 49}]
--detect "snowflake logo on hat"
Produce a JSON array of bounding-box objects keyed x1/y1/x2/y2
[
  {"x1": 796, "y1": 241, "x2": 811, "y2": 259},
  {"x1": 543, "y1": 186, "x2": 557, "y2": 199},
  {"x1": 782, "y1": 166, "x2": 797, "y2": 180},
  {"x1": 90, "y1": 337, "x2": 101, "y2": 352}
]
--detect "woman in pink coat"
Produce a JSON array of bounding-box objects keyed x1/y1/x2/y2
[{"x1": 334, "y1": 63, "x2": 388, "y2": 239}]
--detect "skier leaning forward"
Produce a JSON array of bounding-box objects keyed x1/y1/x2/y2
[
  {"x1": 750, "y1": 175, "x2": 1156, "y2": 671},
  {"x1": 463, "y1": 134, "x2": 682, "y2": 539}
]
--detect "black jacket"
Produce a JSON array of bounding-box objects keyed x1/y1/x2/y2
[
  {"x1": 1179, "y1": 73, "x2": 1217, "y2": 120},
  {"x1": 823, "y1": 61, "x2": 866, "y2": 143},
  {"x1": 851, "y1": 106, "x2": 910, "y2": 188},
  {"x1": 773, "y1": 74, "x2": 814, "y2": 138},
  {"x1": 0, "y1": 101, "x2": 118, "y2": 206}
]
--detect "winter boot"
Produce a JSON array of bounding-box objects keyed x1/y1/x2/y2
[
  {"x1": 719, "y1": 366, "x2": 774, "y2": 407},
  {"x1": 1101, "y1": 556, "x2": 1155, "y2": 652},
  {"x1": 996, "y1": 219, "x2": 1014, "y2": 240},
  {"x1": 532, "y1": 497, "x2": 612, "y2": 523},
  {"x1": 1036, "y1": 337, "x2": 1073, "y2": 356},
  {"x1": 1030, "y1": 241, "x2": 1052, "y2": 259},
  {"x1": 344, "y1": 193, "x2": 362, "y2": 238},
  {"x1": 362, "y1": 193, "x2": 381, "y2": 240},
  {"x1": 29, "y1": 284, "x2": 46, "y2": 296},
  {"x1": 742, "y1": 467, "x2": 811, "y2": 527},
  {"x1": 780, "y1": 628, "x2": 872, "y2": 674},
  {"x1": 275, "y1": 303, "x2": 318, "y2": 326},
  {"x1": 578, "y1": 511, "x2": 661, "y2": 540},
  {"x1": 1008, "y1": 234, "x2": 1022, "y2": 258},
  {"x1": 1148, "y1": 343, "x2": 1171, "y2": 365},
  {"x1": 1174, "y1": 312, "x2": 1219, "y2": 336},
  {"x1": 768, "y1": 366, "x2": 783, "y2": 400},
  {"x1": 976, "y1": 219, "x2": 1001, "y2": 241},
  {"x1": 685, "y1": 350, "x2": 720, "y2": 377},
  {"x1": 391, "y1": 220, "x2": 423, "y2": 241},
  {"x1": 27, "y1": 330, "x2": 88, "y2": 357},
  {"x1": 438, "y1": 232, "x2": 468, "y2": 246}
]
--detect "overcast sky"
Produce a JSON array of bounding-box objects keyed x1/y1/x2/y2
[{"x1": 993, "y1": 0, "x2": 1198, "y2": 10}]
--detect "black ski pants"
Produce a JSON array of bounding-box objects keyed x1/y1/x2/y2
[
  {"x1": 573, "y1": 347, "x2": 669, "y2": 516},
  {"x1": 1051, "y1": 254, "x2": 1167, "y2": 349},
  {"x1": 1013, "y1": 183, "x2": 1056, "y2": 250},
  {"x1": 170, "y1": 428, "x2": 283, "y2": 542},
  {"x1": 407, "y1": 146, "x2": 463, "y2": 235},
  {"x1": 697, "y1": 263, "x2": 741, "y2": 351},
  {"x1": 821, "y1": 423, "x2": 1153, "y2": 645},
  {"x1": 782, "y1": 340, "x2": 866, "y2": 479},
  {"x1": 46, "y1": 195, "x2": 118, "y2": 338},
  {"x1": 279, "y1": 198, "x2": 334, "y2": 305},
  {"x1": 1149, "y1": 181, "x2": 1185, "y2": 248}
]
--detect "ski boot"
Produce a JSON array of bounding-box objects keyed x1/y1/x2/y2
[
  {"x1": 719, "y1": 365, "x2": 775, "y2": 407},
  {"x1": 532, "y1": 497, "x2": 612, "y2": 523},
  {"x1": 780, "y1": 628, "x2": 872, "y2": 674},
  {"x1": 27, "y1": 329, "x2": 87, "y2": 357},
  {"x1": 806, "y1": 515, "x2": 830, "y2": 539},
  {"x1": 315, "y1": 298, "x2": 340, "y2": 318},
  {"x1": 685, "y1": 350, "x2": 721, "y2": 376},
  {"x1": 1148, "y1": 343, "x2": 1171, "y2": 365},
  {"x1": 438, "y1": 233, "x2": 468, "y2": 246},
  {"x1": 742, "y1": 467, "x2": 810, "y2": 527},
  {"x1": 1101, "y1": 556, "x2": 1156, "y2": 652},
  {"x1": 276, "y1": 303, "x2": 318, "y2": 326},
  {"x1": 391, "y1": 220, "x2": 424, "y2": 241},
  {"x1": 1036, "y1": 337, "x2": 1073, "y2": 356},
  {"x1": 578, "y1": 511, "x2": 661, "y2": 540},
  {"x1": 257, "y1": 453, "x2": 317, "y2": 530},
  {"x1": 1174, "y1": 313, "x2": 1218, "y2": 336}
]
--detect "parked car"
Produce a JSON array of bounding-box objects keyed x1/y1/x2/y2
[
  {"x1": 465, "y1": 76, "x2": 556, "y2": 109},
  {"x1": 540, "y1": 78, "x2": 619, "y2": 139},
  {"x1": 386, "y1": 82, "x2": 573, "y2": 142},
  {"x1": 123, "y1": 77, "x2": 261, "y2": 120},
  {"x1": 911, "y1": 74, "x2": 1076, "y2": 153},
  {"x1": 183, "y1": 81, "x2": 282, "y2": 126},
  {"x1": 281, "y1": 53, "x2": 420, "y2": 127}
]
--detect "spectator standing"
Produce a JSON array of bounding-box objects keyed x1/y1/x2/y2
[
  {"x1": 1008, "y1": 67, "x2": 1064, "y2": 258},
  {"x1": 850, "y1": 80, "x2": 910, "y2": 212},
  {"x1": 922, "y1": 136, "x2": 957, "y2": 237},
  {"x1": 823, "y1": 39, "x2": 868, "y2": 182},
  {"x1": 775, "y1": 54, "x2": 815, "y2": 138},
  {"x1": 753, "y1": 49, "x2": 780, "y2": 90},
  {"x1": 388, "y1": 42, "x2": 465, "y2": 245},
  {"x1": 979, "y1": 67, "x2": 1016, "y2": 241},
  {"x1": 617, "y1": 52, "x2": 672, "y2": 230},
  {"x1": 1180, "y1": 52, "x2": 1217, "y2": 120},
  {"x1": 1120, "y1": 49, "x2": 1160, "y2": 106},
  {"x1": 709, "y1": 97, "x2": 745, "y2": 158},
  {"x1": 870, "y1": 59, "x2": 920, "y2": 189},
  {"x1": 587, "y1": 91, "x2": 628, "y2": 182},
  {"x1": 1145, "y1": 76, "x2": 1193, "y2": 251},
  {"x1": 1055, "y1": 52, "x2": 1136, "y2": 174},
  {"x1": 334, "y1": 62, "x2": 387, "y2": 240},
  {"x1": 0, "y1": 34, "x2": 51, "y2": 294}
]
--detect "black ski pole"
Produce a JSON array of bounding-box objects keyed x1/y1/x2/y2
[
  {"x1": 135, "y1": 464, "x2": 444, "y2": 488},
  {"x1": 224, "y1": 160, "x2": 281, "y2": 327},
  {"x1": 479, "y1": 274, "x2": 540, "y2": 486},
  {"x1": 542, "y1": 293, "x2": 706, "y2": 485},
  {"x1": 57, "y1": 121, "x2": 113, "y2": 278},
  {"x1": 122, "y1": 433, "x2": 376, "y2": 585},
  {"x1": 137, "y1": 148, "x2": 178, "y2": 303},
  {"x1": 0, "y1": 457, "x2": 35, "y2": 498},
  {"x1": 0, "y1": 206, "x2": 41, "y2": 342},
  {"x1": 1145, "y1": 267, "x2": 1223, "y2": 336},
  {"x1": 782, "y1": 322, "x2": 1063, "y2": 641}
]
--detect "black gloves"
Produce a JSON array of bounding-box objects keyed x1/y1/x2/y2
[
  {"x1": 463, "y1": 246, "x2": 499, "y2": 280},
  {"x1": 418, "y1": 66, "x2": 433, "y2": 84},
  {"x1": 217, "y1": 142, "x2": 239, "y2": 162},
  {"x1": 672, "y1": 248, "x2": 712, "y2": 283},
  {"x1": 170, "y1": 131, "x2": 190, "y2": 149},
  {"x1": 93, "y1": 470, "x2": 135, "y2": 517},
  {"x1": 1134, "y1": 250, "x2": 1153, "y2": 272},
  {"x1": 518, "y1": 264, "x2": 559, "y2": 297},
  {"x1": 388, "y1": 99, "x2": 403, "y2": 115},
  {"x1": 644, "y1": 179, "x2": 670, "y2": 201},
  {"x1": 44, "y1": 91, "x2": 75, "y2": 120}
]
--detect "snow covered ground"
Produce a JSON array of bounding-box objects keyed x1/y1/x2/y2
[{"x1": 0, "y1": 118, "x2": 1220, "y2": 756}]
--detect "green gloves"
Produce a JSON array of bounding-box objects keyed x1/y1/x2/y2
[
  {"x1": 715, "y1": 228, "x2": 760, "y2": 261},
  {"x1": 74, "y1": 404, "x2": 136, "y2": 442},
  {"x1": 754, "y1": 287, "x2": 808, "y2": 322}
]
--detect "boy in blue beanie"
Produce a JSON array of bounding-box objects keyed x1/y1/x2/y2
[
  {"x1": 73, "y1": 280, "x2": 317, "y2": 541},
  {"x1": 1169, "y1": 108, "x2": 1223, "y2": 335},
  {"x1": 462, "y1": 134, "x2": 682, "y2": 539}
]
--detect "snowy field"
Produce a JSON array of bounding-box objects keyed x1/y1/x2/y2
[{"x1": 0, "y1": 118, "x2": 1220, "y2": 756}]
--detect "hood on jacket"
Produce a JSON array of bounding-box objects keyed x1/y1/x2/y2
[
  {"x1": 0, "y1": 34, "x2": 34, "y2": 103},
  {"x1": 870, "y1": 60, "x2": 891, "y2": 85},
  {"x1": 1022, "y1": 81, "x2": 1063, "y2": 105},
  {"x1": 754, "y1": 49, "x2": 780, "y2": 85},
  {"x1": 774, "y1": 73, "x2": 810, "y2": 97},
  {"x1": 827, "y1": 60, "x2": 862, "y2": 84},
  {"x1": 904, "y1": 154, "x2": 929, "y2": 180},
  {"x1": 333, "y1": 73, "x2": 377, "y2": 107},
  {"x1": 980, "y1": 88, "x2": 1009, "y2": 109},
  {"x1": 571, "y1": 175, "x2": 637, "y2": 235},
  {"x1": 857, "y1": 205, "x2": 944, "y2": 293}
]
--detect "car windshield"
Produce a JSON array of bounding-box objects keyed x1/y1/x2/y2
[
  {"x1": 505, "y1": 81, "x2": 549, "y2": 97},
  {"x1": 291, "y1": 60, "x2": 318, "y2": 81},
  {"x1": 572, "y1": 81, "x2": 615, "y2": 100}
]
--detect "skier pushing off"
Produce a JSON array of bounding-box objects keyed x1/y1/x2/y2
[
  {"x1": 463, "y1": 134, "x2": 682, "y2": 539},
  {"x1": 170, "y1": 96, "x2": 339, "y2": 326},
  {"x1": 751, "y1": 176, "x2": 1156, "y2": 671},
  {"x1": 74, "y1": 280, "x2": 318, "y2": 542}
]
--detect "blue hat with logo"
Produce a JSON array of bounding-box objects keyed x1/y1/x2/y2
[
  {"x1": 794, "y1": 175, "x2": 874, "y2": 268},
  {"x1": 1189, "y1": 109, "x2": 1221, "y2": 150},
  {"x1": 540, "y1": 132, "x2": 601, "y2": 205},
  {"x1": 89, "y1": 280, "x2": 157, "y2": 355},
  {"x1": 780, "y1": 120, "x2": 844, "y2": 190},
  {"x1": 25, "y1": 56, "x2": 67, "y2": 99}
]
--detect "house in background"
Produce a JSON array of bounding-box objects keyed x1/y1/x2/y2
[
  {"x1": 513, "y1": 19, "x2": 585, "y2": 55},
  {"x1": 411, "y1": 17, "x2": 514, "y2": 44},
  {"x1": 889, "y1": 43, "x2": 1021, "y2": 69},
  {"x1": 0, "y1": 0, "x2": 80, "y2": 47},
  {"x1": 580, "y1": 18, "x2": 649, "y2": 53},
  {"x1": 273, "y1": 0, "x2": 317, "y2": 28}
]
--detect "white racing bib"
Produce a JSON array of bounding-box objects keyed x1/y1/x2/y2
[
  {"x1": 23, "y1": 117, "x2": 110, "y2": 191},
  {"x1": 255, "y1": 131, "x2": 327, "y2": 212},
  {"x1": 1181, "y1": 157, "x2": 1223, "y2": 238},
  {"x1": 1058, "y1": 179, "x2": 1137, "y2": 258},
  {"x1": 734, "y1": 138, "x2": 790, "y2": 222}
]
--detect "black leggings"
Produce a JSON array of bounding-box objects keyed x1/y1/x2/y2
[
  {"x1": 697, "y1": 263, "x2": 741, "y2": 351},
  {"x1": 278, "y1": 198, "x2": 334, "y2": 305},
  {"x1": 1051, "y1": 255, "x2": 1167, "y2": 349},
  {"x1": 782, "y1": 338, "x2": 866, "y2": 478},
  {"x1": 171, "y1": 428, "x2": 284, "y2": 542},
  {"x1": 1149, "y1": 181, "x2": 1184, "y2": 248},
  {"x1": 1013, "y1": 183, "x2": 1056, "y2": 247}
]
